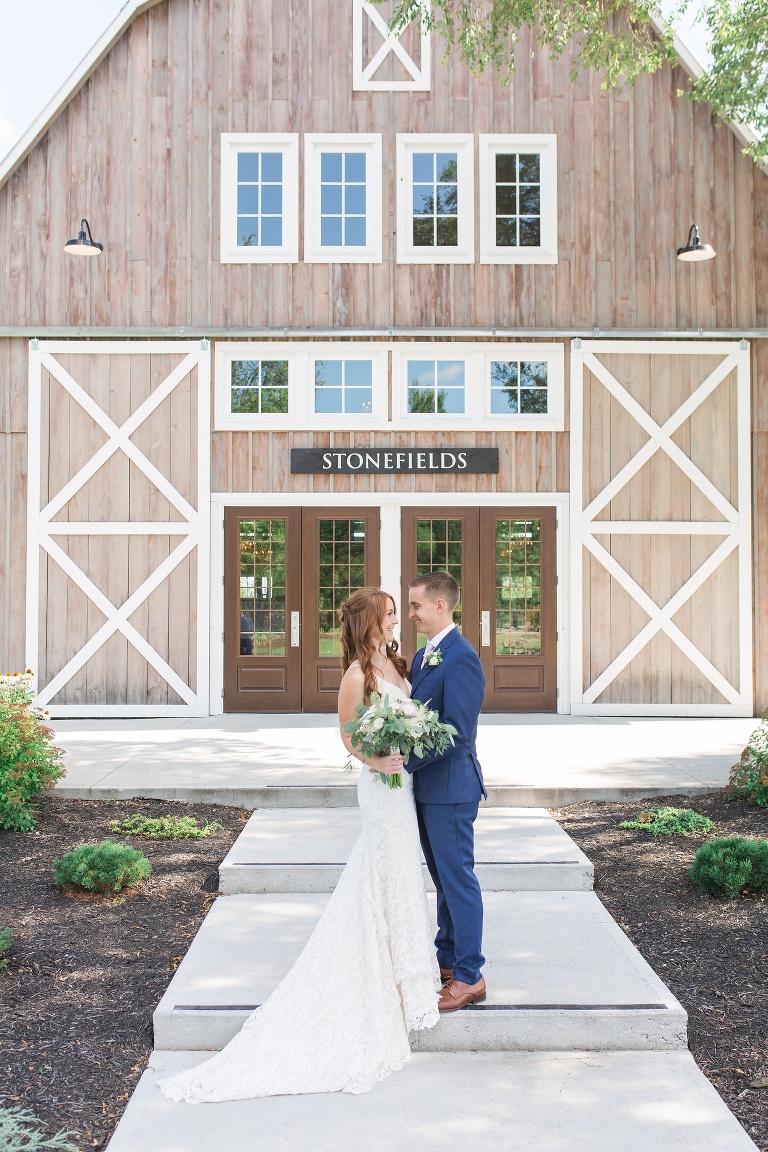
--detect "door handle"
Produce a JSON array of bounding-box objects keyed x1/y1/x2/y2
[
  {"x1": 481, "y1": 611, "x2": 490, "y2": 647},
  {"x1": 291, "y1": 611, "x2": 300, "y2": 647}
]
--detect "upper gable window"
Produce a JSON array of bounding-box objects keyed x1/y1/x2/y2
[
  {"x1": 396, "y1": 135, "x2": 474, "y2": 264},
  {"x1": 304, "y1": 135, "x2": 383, "y2": 263},
  {"x1": 220, "y1": 134, "x2": 299, "y2": 264},
  {"x1": 352, "y1": 0, "x2": 430, "y2": 91},
  {"x1": 479, "y1": 135, "x2": 557, "y2": 264}
]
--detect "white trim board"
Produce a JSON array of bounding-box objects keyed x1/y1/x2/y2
[
  {"x1": 209, "y1": 492, "x2": 570, "y2": 717},
  {"x1": 569, "y1": 338, "x2": 752, "y2": 717},
  {"x1": 27, "y1": 340, "x2": 211, "y2": 718}
]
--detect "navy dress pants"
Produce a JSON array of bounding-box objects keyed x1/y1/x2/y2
[{"x1": 416, "y1": 800, "x2": 484, "y2": 985}]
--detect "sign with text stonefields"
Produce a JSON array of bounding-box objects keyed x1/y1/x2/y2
[{"x1": 290, "y1": 448, "x2": 499, "y2": 474}]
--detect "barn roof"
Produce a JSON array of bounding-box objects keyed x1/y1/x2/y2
[{"x1": 0, "y1": 0, "x2": 761, "y2": 192}]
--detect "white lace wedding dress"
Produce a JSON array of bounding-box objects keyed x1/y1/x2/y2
[{"x1": 159, "y1": 675, "x2": 440, "y2": 1102}]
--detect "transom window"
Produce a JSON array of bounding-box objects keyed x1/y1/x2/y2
[
  {"x1": 490, "y1": 360, "x2": 548, "y2": 414},
  {"x1": 315, "y1": 359, "x2": 373, "y2": 414},
  {"x1": 407, "y1": 359, "x2": 465, "y2": 414},
  {"x1": 236, "y1": 152, "x2": 283, "y2": 247},
  {"x1": 494, "y1": 154, "x2": 541, "y2": 248},
  {"x1": 479, "y1": 135, "x2": 557, "y2": 265},
  {"x1": 231, "y1": 360, "x2": 289, "y2": 414},
  {"x1": 412, "y1": 153, "x2": 458, "y2": 247}
]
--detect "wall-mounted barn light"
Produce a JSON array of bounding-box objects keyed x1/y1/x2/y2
[
  {"x1": 676, "y1": 223, "x2": 715, "y2": 262},
  {"x1": 64, "y1": 218, "x2": 103, "y2": 256}
]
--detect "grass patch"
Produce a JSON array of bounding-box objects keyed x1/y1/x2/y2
[
  {"x1": 108, "y1": 814, "x2": 223, "y2": 840},
  {"x1": 618, "y1": 806, "x2": 714, "y2": 836}
]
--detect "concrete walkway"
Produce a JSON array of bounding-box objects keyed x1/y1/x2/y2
[
  {"x1": 53, "y1": 714, "x2": 756, "y2": 807},
  {"x1": 106, "y1": 800, "x2": 757, "y2": 1151}
]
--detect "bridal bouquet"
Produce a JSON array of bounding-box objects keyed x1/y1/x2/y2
[{"x1": 344, "y1": 692, "x2": 457, "y2": 789}]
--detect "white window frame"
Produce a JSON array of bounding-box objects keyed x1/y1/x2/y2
[
  {"x1": 214, "y1": 343, "x2": 389, "y2": 430},
  {"x1": 392, "y1": 342, "x2": 564, "y2": 430},
  {"x1": 396, "y1": 135, "x2": 474, "y2": 264},
  {"x1": 479, "y1": 135, "x2": 558, "y2": 265},
  {"x1": 304, "y1": 134, "x2": 383, "y2": 263},
  {"x1": 352, "y1": 0, "x2": 431, "y2": 92},
  {"x1": 220, "y1": 133, "x2": 299, "y2": 264}
]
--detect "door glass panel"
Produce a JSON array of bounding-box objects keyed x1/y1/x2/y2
[
  {"x1": 495, "y1": 519, "x2": 542, "y2": 655},
  {"x1": 414, "y1": 518, "x2": 463, "y2": 647},
  {"x1": 317, "y1": 519, "x2": 367, "y2": 656},
  {"x1": 239, "y1": 519, "x2": 286, "y2": 656}
]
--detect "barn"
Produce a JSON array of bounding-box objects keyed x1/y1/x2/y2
[{"x1": 0, "y1": 0, "x2": 766, "y2": 718}]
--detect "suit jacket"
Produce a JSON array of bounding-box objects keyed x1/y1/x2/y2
[{"x1": 406, "y1": 627, "x2": 487, "y2": 804}]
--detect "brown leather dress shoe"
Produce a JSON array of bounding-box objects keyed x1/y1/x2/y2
[
  {"x1": 439, "y1": 967, "x2": 453, "y2": 986},
  {"x1": 438, "y1": 977, "x2": 486, "y2": 1012}
]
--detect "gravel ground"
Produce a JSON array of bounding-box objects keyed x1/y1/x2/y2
[{"x1": 552, "y1": 791, "x2": 768, "y2": 1152}]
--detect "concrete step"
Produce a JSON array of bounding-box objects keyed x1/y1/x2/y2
[
  {"x1": 219, "y1": 807, "x2": 594, "y2": 894},
  {"x1": 106, "y1": 1049, "x2": 758, "y2": 1152},
  {"x1": 153, "y1": 892, "x2": 686, "y2": 1053}
]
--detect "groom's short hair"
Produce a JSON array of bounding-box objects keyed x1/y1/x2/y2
[{"x1": 409, "y1": 571, "x2": 460, "y2": 613}]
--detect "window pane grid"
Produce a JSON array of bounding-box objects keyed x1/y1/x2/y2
[
  {"x1": 231, "y1": 359, "x2": 289, "y2": 414},
  {"x1": 239, "y1": 519, "x2": 287, "y2": 656},
  {"x1": 490, "y1": 360, "x2": 548, "y2": 415},
  {"x1": 320, "y1": 152, "x2": 367, "y2": 248},
  {"x1": 494, "y1": 519, "x2": 542, "y2": 655},
  {"x1": 407, "y1": 359, "x2": 465, "y2": 414},
  {"x1": 314, "y1": 359, "x2": 373, "y2": 414},
  {"x1": 415, "y1": 519, "x2": 463, "y2": 644},
  {"x1": 494, "y1": 152, "x2": 541, "y2": 248},
  {"x1": 412, "y1": 152, "x2": 458, "y2": 247},
  {"x1": 318, "y1": 519, "x2": 367, "y2": 656},
  {"x1": 237, "y1": 151, "x2": 283, "y2": 248}
]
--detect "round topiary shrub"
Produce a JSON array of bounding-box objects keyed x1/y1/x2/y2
[
  {"x1": 689, "y1": 835, "x2": 768, "y2": 898},
  {"x1": 52, "y1": 840, "x2": 152, "y2": 894}
]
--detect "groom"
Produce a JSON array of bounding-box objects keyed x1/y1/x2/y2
[{"x1": 405, "y1": 572, "x2": 487, "y2": 1012}]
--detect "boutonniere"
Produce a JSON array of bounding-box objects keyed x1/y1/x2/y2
[{"x1": 425, "y1": 648, "x2": 443, "y2": 667}]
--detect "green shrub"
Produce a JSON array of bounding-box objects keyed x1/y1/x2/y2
[
  {"x1": 0, "y1": 1100, "x2": 79, "y2": 1151},
  {"x1": 52, "y1": 840, "x2": 151, "y2": 894},
  {"x1": 728, "y1": 711, "x2": 768, "y2": 807},
  {"x1": 618, "y1": 806, "x2": 715, "y2": 836},
  {"x1": 109, "y1": 814, "x2": 223, "y2": 840},
  {"x1": 0, "y1": 926, "x2": 12, "y2": 972},
  {"x1": 689, "y1": 835, "x2": 768, "y2": 898},
  {"x1": 0, "y1": 672, "x2": 66, "y2": 832}
]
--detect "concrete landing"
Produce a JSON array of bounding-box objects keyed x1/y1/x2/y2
[
  {"x1": 219, "y1": 807, "x2": 594, "y2": 893},
  {"x1": 51, "y1": 714, "x2": 756, "y2": 806},
  {"x1": 153, "y1": 892, "x2": 686, "y2": 1053},
  {"x1": 106, "y1": 1049, "x2": 758, "y2": 1152}
]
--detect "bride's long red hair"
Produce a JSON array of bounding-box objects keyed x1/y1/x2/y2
[{"x1": 340, "y1": 588, "x2": 408, "y2": 703}]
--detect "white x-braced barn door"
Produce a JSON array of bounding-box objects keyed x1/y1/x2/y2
[
  {"x1": 570, "y1": 340, "x2": 752, "y2": 716},
  {"x1": 26, "y1": 341, "x2": 211, "y2": 716}
]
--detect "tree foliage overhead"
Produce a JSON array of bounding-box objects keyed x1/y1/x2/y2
[{"x1": 385, "y1": 0, "x2": 767, "y2": 162}]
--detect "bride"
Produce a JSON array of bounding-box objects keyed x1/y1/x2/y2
[{"x1": 159, "y1": 587, "x2": 440, "y2": 1102}]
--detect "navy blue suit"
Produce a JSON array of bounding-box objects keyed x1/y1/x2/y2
[{"x1": 406, "y1": 627, "x2": 486, "y2": 984}]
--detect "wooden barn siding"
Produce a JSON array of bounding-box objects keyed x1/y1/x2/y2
[{"x1": 1, "y1": 0, "x2": 767, "y2": 333}]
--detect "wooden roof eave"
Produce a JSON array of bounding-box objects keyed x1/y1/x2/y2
[{"x1": 0, "y1": 0, "x2": 165, "y2": 192}]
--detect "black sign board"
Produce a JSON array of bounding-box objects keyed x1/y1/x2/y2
[{"x1": 290, "y1": 447, "x2": 499, "y2": 475}]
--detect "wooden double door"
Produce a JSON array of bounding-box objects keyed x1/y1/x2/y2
[{"x1": 224, "y1": 505, "x2": 556, "y2": 712}]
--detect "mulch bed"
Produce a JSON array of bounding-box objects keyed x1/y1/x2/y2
[
  {"x1": 0, "y1": 796, "x2": 248, "y2": 1150},
  {"x1": 552, "y1": 792, "x2": 768, "y2": 1152}
]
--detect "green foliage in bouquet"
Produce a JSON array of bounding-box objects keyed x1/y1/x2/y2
[
  {"x1": 727, "y1": 711, "x2": 768, "y2": 808},
  {"x1": 109, "y1": 814, "x2": 223, "y2": 840},
  {"x1": 0, "y1": 926, "x2": 12, "y2": 972},
  {"x1": 0, "y1": 1100, "x2": 80, "y2": 1151},
  {"x1": 344, "y1": 692, "x2": 457, "y2": 788},
  {"x1": 0, "y1": 672, "x2": 66, "y2": 832},
  {"x1": 618, "y1": 806, "x2": 714, "y2": 836},
  {"x1": 52, "y1": 840, "x2": 152, "y2": 894},
  {"x1": 689, "y1": 835, "x2": 768, "y2": 898}
]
